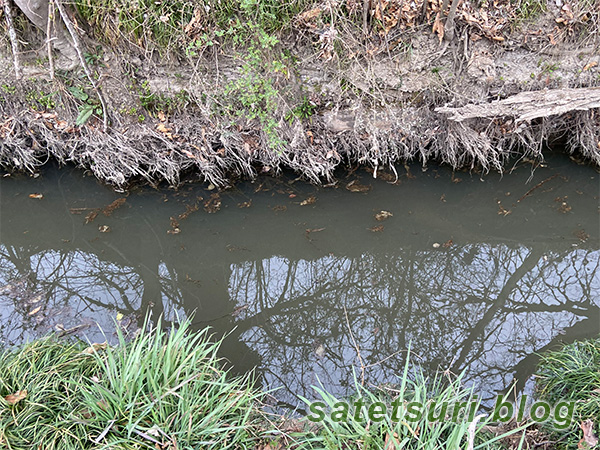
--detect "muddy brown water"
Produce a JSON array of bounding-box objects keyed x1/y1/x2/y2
[{"x1": 0, "y1": 151, "x2": 598, "y2": 409}]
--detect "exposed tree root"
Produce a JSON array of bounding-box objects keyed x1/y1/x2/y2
[{"x1": 0, "y1": 102, "x2": 597, "y2": 189}]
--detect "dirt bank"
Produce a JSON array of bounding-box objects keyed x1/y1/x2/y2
[{"x1": 0, "y1": 0, "x2": 599, "y2": 188}]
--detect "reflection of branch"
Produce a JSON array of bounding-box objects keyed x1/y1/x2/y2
[
  {"x1": 511, "y1": 306, "x2": 600, "y2": 393},
  {"x1": 344, "y1": 303, "x2": 365, "y2": 385},
  {"x1": 451, "y1": 249, "x2": 543, "y2": 372}
]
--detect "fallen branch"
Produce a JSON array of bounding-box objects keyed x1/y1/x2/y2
[
  {"x1": 343, "y1": 303, "x2": 366, "y2": 385},
  {"x1": 436, "y1": 87, "x2": 600, "y2": 123},
  {"x1": 46, "y1": 0, "x2": 55, "y2": 80},
  {"x1": 54, "y1": 0, "x2": 109, "y2": 131},
  {"x1": 2, "y1": 0, "x2": 22, "y2": 79},
  {"x1": 517, "y1": 174, "x2": 559, "y2": 203}
]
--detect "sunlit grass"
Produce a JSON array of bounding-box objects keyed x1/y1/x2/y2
[
  {"x1": 0, "y1": 318, "x2": 263, "y2": 449},
  {"x1": 295, "y1": 350, "x2": 527, "y2": 449},
  {"x1": 535, "y1": 336, "x2": 600, "y2": 449}
]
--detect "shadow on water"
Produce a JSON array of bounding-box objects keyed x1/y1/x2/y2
[{"x1": 0, "y1": 150, "x2": 598, "y2": 409}]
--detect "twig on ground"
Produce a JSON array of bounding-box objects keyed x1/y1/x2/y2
[
  {"x1": 444, "y1": 0, "x2": 460, "y2": 41},
  {"x1": 55, "y1": 0, "x2": 109, "y2": 131},
  {"x1": 362, "y1": 0, "x2": 370, "y2": 35},
  {"x1": 47, "y1": 0, "x2": 56, "y2": 80},
  {"x1": 466, "y1": 414, "x2": 486, "y2": 450},
  {"x1": 2, "y1": 0, "x2": 22, "y2": 79}
]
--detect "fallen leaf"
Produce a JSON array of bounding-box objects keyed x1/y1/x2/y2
[
  {"x1": 231, "y1": 304, "x2": 249, "y2": 318},
  {"x1": 28, "y1": 306, "x2": 42, "y2": 316},
  {"x1": 314, "y1": 343, "x2": 326, "y2": 359},
  {"x1": 583, "y1": 62, "x2": 598, "y2": 71},
  {"x1": 432, "y1": 13, "x2": 444, "y2": 43},
  {"x1": 30, "y1": 294, "x2": 43, "y2": 304},
  {"x1": 238, "y1": 200, "x2": 252, "y2": 208},
  {"x1": 102, "y1": 198, "x2": 126, "y2": 216},
  {"x1": 375, "y1": 210, "x2": 393, "y2": 221},
  {"x1": 204, "y1": 194, "x2": 221, "y2": 213},
  {"x1": 369, "y1": 225, "x2": 384, "y2": 232},
  {"x1": 579, "y1": 420, "x2": 598, "y2": 449},
  {"x1": 28, "y1": 193, "x2": 43, "y2": 199},
  {"x1": 300, "y1": 195, "x2": 317, "y2": 206},
  {"x1": 85, "y1": 210, "x2": 99, "y2": 224},
  {"x1": 384, "y1": 431, "x2": 400, "y2": 450},
  {"x1": 96, "y1": 399, "x2": 109, "y2": 411},
  {"x1": 83, "y1": 342, "x2": 108, "y2": 354},
  {"x1": 346, "y1": 180, "x2": 371, "y2": 193},
  {"x1": 157, "y1": 123, "x2": 171, "y2": 134},
  {"x1": 98, "y1": 225, "x2": 111, "y2": 233},
  {"x1": 156, "y1": 123, "x2": 173, "y2": 139},
  {"x1": 4, "y1": 390, "x2": 27, "y2": 405},
  {"x1": 442, "y1": 239, "x2": 453, "y2": 248}
]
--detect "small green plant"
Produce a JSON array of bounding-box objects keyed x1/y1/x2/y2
[
  {"x1": 25, "y1": 89, "x2": 56, "y2": 110},
  {"x1": 185, "y1": 29, "x2": 225, "y2": 57},
  {"x1": 512, "y1": 0, "x2": 546, "y2": 20},
  {"x1": 535, "y1": 337, "x2": 600, "y2": 449},
  {"x1": 286, "y1": 96, "x2": 317, "y2": 123},
  {"x1": 1, "y1": 84, "x2": 16, "y2": 94},
  {"x1": 68, "y1": 86, "x2": 103, "y2": 126},
  {"x1": 0, "y1": 315, "x2": 263, "y2": 449},
  {"x1": 135, "y1": 81, "x2": 189, "y2": 116},
  {"x1": 300, "y1": 349, "x2": 528, "y2": 449},
  {"x1": 540, "y1": 61, "x2": 560, "y2": 75},
  {"x1": 83, "y1": 45, "x2": 104, "y2": 66},
  {"x1": 223, "y1": 23, "x2": 290, "y2": 149}
]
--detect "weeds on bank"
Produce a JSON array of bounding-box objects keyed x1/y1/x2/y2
[
  {"x1": 510, "y1": 0, "x2": 547, "y2": 21},
  {"x1": 0, "y1": 318, "x2": 263, "y2": 449},
  {"x1": 535, "y1": 337, "x2": 600, "y2": 449},
  {"x1": 72, "y1": 0, "x2": 316, "y2": 54},
  {"x1": 222, "y1": 22, "x2": 290, "y2": 150}
]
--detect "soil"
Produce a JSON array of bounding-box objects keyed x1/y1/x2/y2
[{"x1": 0, "y1": 3, "x2": 598, "y2": 189}]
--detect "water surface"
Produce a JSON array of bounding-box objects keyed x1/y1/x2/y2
[{"x1": 0, "y1": 152, "x2": 598, "y2": 408}]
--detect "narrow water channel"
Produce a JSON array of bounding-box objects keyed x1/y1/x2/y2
[{"x1": 0, "y1": 151, "x2": 598, "y2": 409}]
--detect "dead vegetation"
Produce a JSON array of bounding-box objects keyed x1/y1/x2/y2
[{"x1": 0, "y1": 0, "x2": 599, "y2": 188}]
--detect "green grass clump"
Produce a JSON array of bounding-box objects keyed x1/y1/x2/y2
[
  {"x1": 297, "y1": 352, "x2": 525, "y2": 449},
  {"x1": 0, "y1": 319, "x2": 262, "y2": 449},
  {"x1": 535, "y1": 336, "x2": 600, "y2": 448},
  {"x1": 0, "y1": 337, "x2": 98, "y2": 448},
  {"x1": 510, "y1": 0, "x2": 547, "y2": 20}
]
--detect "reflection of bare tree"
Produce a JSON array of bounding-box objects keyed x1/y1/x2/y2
[
  {"x1": 0, "y1": 244, "x2": 188, "y2": 344},
  {"x1": 226, "y1": 245, "x2": 600, "y2": 406},
  {"x1": 0, "y1": 240, "x2": 598, "y2": 410}
]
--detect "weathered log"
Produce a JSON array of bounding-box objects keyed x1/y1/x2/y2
[
  {"x1": 436, "y1": 87, "x2": 600, "y2": 123},
  {"x1": 2, "y1": 0, "x2": 22, "y2": 78}
]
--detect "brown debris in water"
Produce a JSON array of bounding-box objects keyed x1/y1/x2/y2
[
  {"x1": 102, "y1": 198, "x2": 127, "y2": 216},
  {"x1": 204, "y1": 194, "x2": 221, "y2": 213}
]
